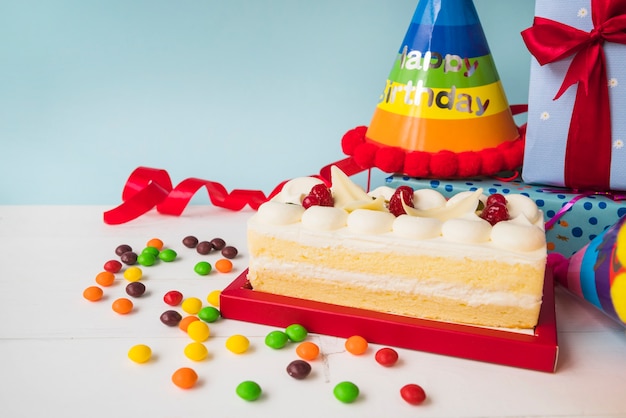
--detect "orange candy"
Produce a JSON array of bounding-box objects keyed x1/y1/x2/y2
[
  {"x1": 179, "y1": 315, "x2": 200, "y2": 332},
  {"x1": 112, "y1": 298, "x2": 133, "y2": 314},
  {"x1": 146, "y1": 238, "x2": 164, "y2": 250},
  {"x1": 214, "y1": 258, "x2": 233, "y2": 273},
  {"x1": 83, "y1": 286, "x2": 103, "y2": 302},
  {"x1": 345, "y1": 335, "x2": 368, "y2": 355},
  {"x1": 296, "y1": 341, "x2": 320, "y2": 360},
  {"x1": 171, "y1": 367, "x2": 198, "y2": 389},
  {"x1": 95, "y1": 271, "x2": 115, "y2": 287}
]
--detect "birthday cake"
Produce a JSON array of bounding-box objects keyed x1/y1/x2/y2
[{"x1": 247, "y1": 166, "x2": 547, "y2": 329}]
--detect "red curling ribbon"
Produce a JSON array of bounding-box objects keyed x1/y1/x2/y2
[
  {"x1": 542, "y1": 188, "x2": 626, "y2": 230},
  {"x1": 104, "y1": 157, "x2": 368, "y2": 225},
  {"x1": 521, "y1": 1, "x2": 626, "y2": 191}
]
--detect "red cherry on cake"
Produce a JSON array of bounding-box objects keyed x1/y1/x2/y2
[
  {"x1": 480, "y1": 201, "x2": 509, "y2": 225},
  {"x1": 302, "y1": 184, "x2": 333, "y2": 209},
  {"x1": 389, "y1": 186, "x2": 415, "y2": 217}
]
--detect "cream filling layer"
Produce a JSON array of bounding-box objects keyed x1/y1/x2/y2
[{"x1": 249, "y1": 257, "x2": 542, "y2": 310}]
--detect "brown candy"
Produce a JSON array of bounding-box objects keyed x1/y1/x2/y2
[
  {"x1": 286, "y1": 360, "x2": 312, "y2": 379},
  {"x1": 196, "y1": 241, "x2": 213, "y2": 255},
  {"x1": 221, "y1": 246, "x2": 238, "y2": 259},
  {"x1": 210, "y1": 238, "x2": 226, "y2": 250},
  {"x1": 115, "y1": 244, "x2": 132, "y2": 256},
  {"x1": 120, "y1": 251, "x2": 138, "y2": 265},
  {"x1": 160, "y1": 310, "x2": 182, "y2": 326},
  {"x1": 126, "y1": 282, "x2": 146, "y2": 298},
  {"x1": 182, "y1": 235, "x2": 199, "y2": 248}
]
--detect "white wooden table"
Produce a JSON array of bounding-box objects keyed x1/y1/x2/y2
[{"x1": 1, "y1": 206, "x2": 625, "y2": 418}]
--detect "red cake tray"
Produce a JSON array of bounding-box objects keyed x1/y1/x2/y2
[{"x1": 220, "y1": 269, "x2": 558, "y2": 373}]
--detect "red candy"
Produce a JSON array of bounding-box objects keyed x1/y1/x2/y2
[
  {"x1": 400, "y1": 384, "x2": 427, "y2": 405},
  {"x1": 103, "y1": 259, "x2": 123, "y2": 273},
  {"x1": 163, "y1": 290, "x2": 183, "y2": 306},
  {"x1": 375, "y1": 347, "x2": 399, "y2": 367}
]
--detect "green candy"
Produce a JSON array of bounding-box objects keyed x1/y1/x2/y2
[
  {"x1": 285, "y1": 324, "x2": 308, "y2": 342},
  {"x1": 236, "y1": 380, "x2": 262, "y2": 401},
  {"x1": 142, "y1": 246, "x2": 160, "y2": 257},
  {"x1": 198, "y1": 306, "x2": 220, "y2": 323},
  {"x1": 136, "y1": 252, "x2": 156, "y2": 266},
  {"x1": 158, "y1": 248, "x2": 177, "y2": 262},
  {"x1": 265, "y1": 330, "x2": 289, "y2": 349},
  {"x1": 194, "y1": 261, "x2": 212, "y2": 276},
  {"x1": 333, "y1": 381, "x2": 359, "y2": 403}
]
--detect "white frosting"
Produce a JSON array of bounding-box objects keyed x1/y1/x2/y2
[{"x1": 253, "y1": 167, "x2": 546, "y2": 256}]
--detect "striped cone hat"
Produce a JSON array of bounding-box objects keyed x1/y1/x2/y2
[{"x1": 342, "y1": 0, "x2": 524, "y2": 178}]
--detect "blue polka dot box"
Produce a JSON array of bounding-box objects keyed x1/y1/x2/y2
[{"x1": 385, "y1": 175, "x2": 626, "y2": 257}]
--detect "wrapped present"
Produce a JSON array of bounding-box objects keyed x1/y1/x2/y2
[
  {"x1": 521, "y1": 0, "x2": 626, "y2": 191},
  {"x1": 385, "y1": 175, "x2": 626, "y2": 257},
  {"x1": 550, "y1": 216, "x2": 626, "y2": 327}
]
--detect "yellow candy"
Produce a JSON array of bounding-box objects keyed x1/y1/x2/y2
[
  {"x1": 612, "y1": 273, "x2": 626, "y2": 323},
  {"x1": 207, "y1": 290, "x2": 221, "y2": 307},
  {"x1": 225, "y1": 334, "x2": 250, "y2": 354},
  {"x1": 128, "y1": 344, "x2": 152, "y2": 363},
  {"x1": 187, "y1": 320, "x2": 210, "y2": 342},
  {"x1": 181, "y1": 297, "x2": 203, "y2": 314},
  {"x1": 123, "y1": 266, "x2": 143, "y2": 282},
  {"x1": 184, "y1": 342, "x2": 208, "y2": 361}
]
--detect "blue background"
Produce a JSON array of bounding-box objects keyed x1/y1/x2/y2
[{"x1": 1, "y1": 0, "x2": 535, "y2": 205}]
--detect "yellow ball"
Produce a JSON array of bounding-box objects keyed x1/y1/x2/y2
[
  {"x1": 187, "y1": 320, "x2": 210, "y2": 342},
  {"x1": 207, "y1": 290, "x2": 221, "y2": 307},
  {"x1": 225, "y1": 334, "x2": 250, "y2": 354},
  {"x1": 181, "y1": 297, "x2": 203, "y2": 314},
  {"x1": 611, "y1": 273, "x2": 626, "y2": 323},
  {"x1": 123, "y1": 266, "x2": 143, "y2": 282},
  {"x1": 128, "y1": 344, "x2": 152, "y2": 363},
  {"x1": 184, "y1": 342, "x2": 208, "y2": 361}
]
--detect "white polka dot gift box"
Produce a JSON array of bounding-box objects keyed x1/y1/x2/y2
[
  {"x1": 385, "y1": 175, "x2": 626, "y2": 257},
  {"x1": 521, "y1": 0, "x2": 626, "y2": 192}
]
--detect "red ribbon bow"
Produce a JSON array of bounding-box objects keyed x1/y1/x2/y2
[{"x1": 521, "y1": 0, "x2": 626, "y2": 191}]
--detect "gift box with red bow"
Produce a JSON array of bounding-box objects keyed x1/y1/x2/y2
[{"x1": 521, "y1": 0, "x2": 626, "y2": 191}]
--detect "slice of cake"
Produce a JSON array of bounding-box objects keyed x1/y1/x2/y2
[{"x1": 247, "y1": 166, "x2": 547, "y2": 329}]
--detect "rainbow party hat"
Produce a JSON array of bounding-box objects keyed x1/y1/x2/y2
[{"x1": 342, "y1": 0, "x2": 524, "y2": 178}]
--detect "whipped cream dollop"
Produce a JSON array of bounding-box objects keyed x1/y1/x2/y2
[{"x1": 252, "y1": 166, "x2": 546, "y2": 253}]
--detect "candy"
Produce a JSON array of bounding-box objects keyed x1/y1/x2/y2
[
  {"x1": 400, "y1": 384, "x2": 426, "y2": 405},
  {"x1": 120, "y1": 251, "x2": 138, "y2": 265},
  {"x1": 83, "y1": 286, "x2": 103, "y2": 302},
  {"x1": 286, "y1": 360, "x2": 312, "y2": 379},
  {"x1": 333, "y1": 381, "x2": 359, "y2": 403},
  {"x1": 285, "y1": 324, "x2": 308, "y2": 342},
  {"x1": 225, "y1": 334, "x2": 250, "y2": 354},
  {"x1": 171, "y1": 367, "x2": 198, "y2": 389},
  {"x1": 137, "y1": 252, "x2": 156, "y2": 267},
  {"x1": 158, "y1": 248, "x2": 177, "y2": 262},
  {"x1": 221, "y1": 246, "x2": 238, "y2": 259},
  {"x1": 103, "y1": 260, "x2": 122, "y2": 273},
  {"x1": 182, "y1": 235, "x2": 199, "y2": 248},
  {"x1": 178, "y1": 315, "x2": 199, "y2": 332},
  {"x1": 214, "y1": 258, "x2": 233, "y2": 273},
  {"x1": 206, "y1": 290, "x2": 221, "y2": 307},
  {"x1": 375, "y1": 347, "x2": 399, "y2": 367},
  {"x1": 112, "y1": 298, "x2": 133, "y2": 314},
  {"x1": 141, "y1": 246, "x2": 160, "y2": 257},
  {"x1": 194, "y1": 261, "x2": 212, "y2": 276},
  {"x1": 210, "y1": 238, "x2": 226, "y2": 250},
  {"x1": 265, "y1": 330, "x2": 289, "y2": 349},
  {"x1": 160, "y1": 310, "x2": 182, "y2": 326},
  {"x1": 163, "y1": 290, "x2": 183, "y2": 306},
  {"x1": 196, "y1": 241, "x2": 213, "y2": 255},
  {"x1": 123, "y1": 266, "x2": 143, "y2": 282},
  {"x1": 95, "y1": 271, "x2": 115, "y2": 287},
  {"x1": 181, "y1": 297, "x2": 203, "y2": 314},
  {"x1": 295, "y1": 341, "x2": 320, "y2": 360},
  {"x1": 186, "y1": 320, "x2": 210, "y2": 342},
  {"x1": 125, "y1": 282, "x2": 146, "y2": 298},
  {"x1": 236, "y1": 380, "x2": 262, "y2": 401},
  {"x1": 184, "y1": 342, "x2": 208, "y2": 361},
  {"x1": 127, "y1": 344, "x2": 152, "y2": 363},
  {"x1": 345, "y1": 335, "x2": 368, "y2": 355},
  {"x1": 146, "y1": 238, "x2": 164, "y2": 250},
  {"x1": 198, "y1": 306, "x2": 220, "y2": 323},
  {"x1": 115, "y1": 244, "x2": 132, "y2": 256}
]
